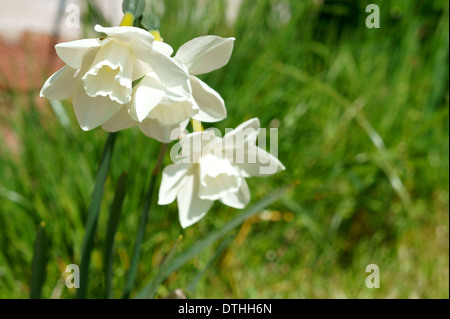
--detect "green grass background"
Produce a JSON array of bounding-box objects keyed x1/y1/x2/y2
[{"x1": 0, "y1": 0, "x2": 448, "y2": 298}]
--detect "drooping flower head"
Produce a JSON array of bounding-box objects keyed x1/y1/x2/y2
[
  {"x1": 158, "y1": 118, "x2": 285, "y2": 228},
  {"x1": 40, "y1": 25, "x2": 188, "y2": 131}
]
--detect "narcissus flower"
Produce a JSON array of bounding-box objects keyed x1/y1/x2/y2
[
  {"x1": 158, "y1": 118, "x2": 285, "y2": 228},
  {"x1": 40, "y1": 25, "x2": 188, "y2": 131},
  {"x1": 102, "y1": 35, "x2": 235, "y2": 142}
]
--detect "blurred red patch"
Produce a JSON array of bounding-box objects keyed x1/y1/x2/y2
[{"x1": 0, "y1": 32, "x2": 64, "y2": 92}]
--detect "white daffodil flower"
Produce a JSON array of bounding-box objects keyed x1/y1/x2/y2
[
  {"x1": 102, "y1": 58, "x2": 196, "y2": 143},
  {"x1": 40, "y1": 25, "x2": 188, "y2": 131},
  {"x1": 102, "y1": 35, "x2": 235, "y2": 143},
  {"x1": 158, "y1": 118, "x2": 285, "y2": 228},
  {"x1": 175, "y1": 35, "x2": 235, "y2": 123}
]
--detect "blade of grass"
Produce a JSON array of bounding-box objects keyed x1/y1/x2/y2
[
  {"x1": 104, "y1": 172, "x2": 128, "y2": 299},
  {"x1": 136, "y1": 186, "x2": 290, "y2": 299},
  {"x1": 135, "y1": 235, "x2": 183, "y2": 299},
  {"x1": 30, "y1": 222, "x2": 48, "y2": 299},
  {"x1": 186, "y1": 236, "x2": 232, "y2": 294},
  {"x1": 77, "y1": 132, "x2": 118, "y2": 299},
  {"x1": 122, "y1": 143, "x2": 167, "y2": 299},
  {"x1": 279, "y1": 64, "x2": 412, "y2": 212},
  {"x1": 0, "y1": 185, "x2": 33, "y2": 212}
]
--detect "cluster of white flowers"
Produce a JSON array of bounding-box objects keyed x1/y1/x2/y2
[{"x1": 41, "y1": 24, "x2": 285, "y2": 228}]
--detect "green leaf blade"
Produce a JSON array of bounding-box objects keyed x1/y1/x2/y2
[
  {"x1": 104, "y1": 172, "x2": 128, "y2": 299},
  {"x1": 136, "y1": 186, "x2": 289, "y2": 299},
  {"x1": 77, "y1": 132, "x2": 118, "y2": 299},
  {"x1": 30, "y1": 222, "x2": 48, "y2": 299}
]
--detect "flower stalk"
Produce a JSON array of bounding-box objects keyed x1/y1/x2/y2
[
  {"x1": 77, "y1": 132, "x2": 118, "y2": 299},
  {"x1": 150, "y1": 30, "x2": 163, "y2": 42},
  {"x1": 123, "y1": 143, "x2": 168, "y2": 299},
  {"x1": 192, "y1": 119, "x2": 204, "y2": 132},
  {"x1": 120, "y1": 12, "x2": 135, "y2": 27}
]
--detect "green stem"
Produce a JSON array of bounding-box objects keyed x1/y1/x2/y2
[
  {"x1": 122, "y1": 143, "x2": 167, "y2": 299},
  {"x1": 30, "y1": 222, "x2": 48, "y2": 299},
  {"x1": 77, "y1": 132, "x2": 118, "y2": 299},
  {"x1": 104, "y1": 172, "x2": 128, "y2": 299}
]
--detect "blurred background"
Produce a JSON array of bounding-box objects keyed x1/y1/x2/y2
[{"x1": 0, "y1": 0, "x2": 448, "y2": 298}]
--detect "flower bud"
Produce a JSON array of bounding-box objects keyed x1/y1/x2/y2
[
  {"x1": 122, "y1": 0, "x2": 146, "y2": 18},
  {"x1": 141, "y1": 13, "x2": 161, "y2": 31}
]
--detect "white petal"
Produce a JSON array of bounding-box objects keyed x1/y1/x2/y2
[
  {"x1": 222, "y1": 118, "x2": 260, "y2": 156},
  {"x1": 235, "y1": 144, "x2": 286, "y2": 177},
  {"x1": 179, "y1": 131, "x2": 221, "y2": 164},
  {"x1": 158, "y1": 163, "x2": 191, "y2": 205},
  {"x1": 82, "y1": 41, "x2": 133, "y2": 104},
  {"x1": 220, "y1": 178, "x2": 250, "y2": 209},
  {"x1": 163, "y1": 77, "x2": 192, "y2": 103},
  {"x1": 198, "y1": 154, "x2": 242, "y2": 201},
  {"x1": 153, "y1": 41, "x2": 174, "y2": 57},
  {"x1": 72, "y1": 87, "x2": 122, "y2": 131},
  {"x1": 55, "y1": 38, "x2": 101, "y2": 69},
  {"x1": 94, "y1": 25, "x2": 154, "y2": 47},
  {"x1": 190, "y1": 76, "x2": 227, "y2": 123},
  {"x1": 147, "y1": 100, "x2": 197, "y2": 126},
  {"x1": 143, "y1": 73, "x2": 195, "y2": 126},
  {"x1": 139, "y1": 119, "x2": 189, "y2": 143},
  {"x1": 40, "y1": 66, "x2": 78, "y2": 100},
  {"x1": 175, "y1": 36, "x2": 235, "y2": 75},
  {"x1": 220, "y1": 118, "x2": 285, "y2": 176},
  {"x1": 235, "y1": 118, "x2": 260, "y2": 131},
  {"x1": 130, "y1": 73, "x2": 165, "y2": 122},
  {"x1": 131, "y1": 42, "x2": 174, "y2": 81},
  {"x1": 135, "y1": 48, "x2": 189, "y2": 88},
  {"x1": 177, "y1": 168, "x2": 214, "y2": 229},
  {"x1": 224, "y1": 118, "x2": 260, "y2": 143},
  {"x1": 102, "y1": 106, "x2": 137, "y2": 132},
  {"x1": 132, "y1": 58, "x2": 152, "y2": 80}
]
